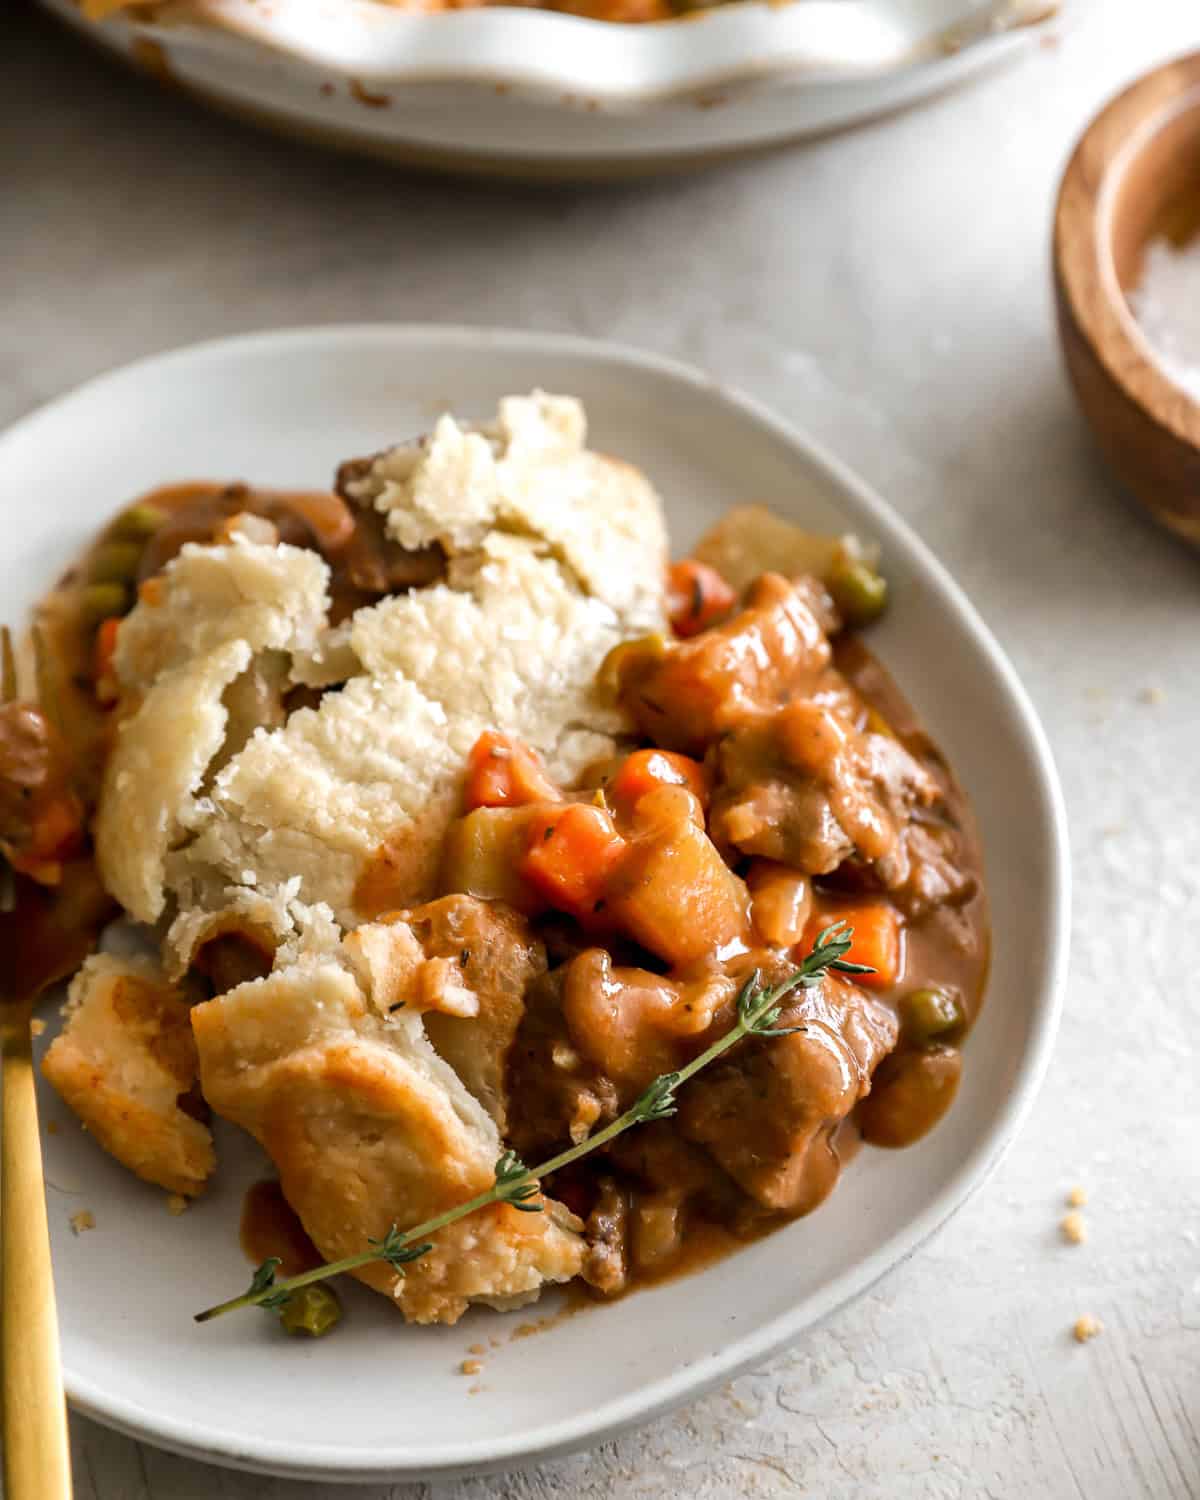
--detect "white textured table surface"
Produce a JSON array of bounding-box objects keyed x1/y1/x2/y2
[{"x1": 4, "y1": 2, "x2": 1200, "y2": 1494}]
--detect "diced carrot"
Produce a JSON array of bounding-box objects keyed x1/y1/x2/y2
[
  {"x1": 666, "y1": 560, "x2": 737, "y2": 638},
  {"x1": 607, "y1": 748, "x2": 709, "y2": 821},
  {"x1": 519, "y1": 804, "x2": 626, "y2": 919},
  {"x1": 801, "y1": 903, "x2": 903, "y2": 989},
  {"x1": 463, "y1": 731, "x2": 562, "y2": 812}
]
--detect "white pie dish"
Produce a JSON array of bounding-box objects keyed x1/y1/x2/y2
[
  {"x1": 1, "y1": 324, "x2": 1068, "y2": 1482},
  {"x1": 39, "y1": 0, "x2": 1060, "y2": 174}
]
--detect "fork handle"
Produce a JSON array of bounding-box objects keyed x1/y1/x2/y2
[{"x1": 2, "y1": 1029, "x2": 72, "y2": 1500}]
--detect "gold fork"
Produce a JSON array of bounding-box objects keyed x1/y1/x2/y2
[{"x1": 1, "y1": 627, "x2": 73, "y2": 1500}]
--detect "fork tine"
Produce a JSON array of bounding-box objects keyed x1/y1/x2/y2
[
  {"x1": 0, "y1": 627, "x2": 15, "y2": 704},
  {"x1": 31, "y1": 625, "x2": 63, "y2": 737}
]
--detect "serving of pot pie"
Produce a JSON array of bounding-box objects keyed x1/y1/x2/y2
[{"x1": 1, "y1": 392, "x2": 987, "y2": 1330}]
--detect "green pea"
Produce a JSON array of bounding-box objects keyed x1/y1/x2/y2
[
  {"x1": 828, "y1": 558, "x2": 888, "y2": 628},
  {"x1": 79, "y1": 582, "x2": 130, "y2": 626},
  {"x1": 88, "y1": 542, "x2": 144, "y2": 585},
  {"x1": 112, "y1": 502, "x2": 166, "y2": 540},
  {"x1": 902, "y1": 986, "x2": 964, "y2": 1045},
  {"x1": 278, "y1": 1284, "x2": 342, "y2": 1337}
]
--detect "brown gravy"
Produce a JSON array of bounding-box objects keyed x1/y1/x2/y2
[
  {"x1": 835, "y1": 635, "x2": 990, "y2": 1027},
  {"x1": 573, "y1": 1123, "x2": 863, "y2": 1300},
  {"x1": 834, "y1": 635, "x2": 989, "y2": 1148},
  {"x1": 240, "y1": 1179, "x2": 321, "y2": 1279}
]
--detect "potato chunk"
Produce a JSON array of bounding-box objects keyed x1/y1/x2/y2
[{"x1": 606, "y1": 788, "x2": 750, "y2": 967}]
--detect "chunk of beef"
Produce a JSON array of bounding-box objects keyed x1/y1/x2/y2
[
  {"x1": 397, "y1": 895, "x2": 546, "y2": 1132},
  {"x1": 0, "y1": 703, "x2": 56, "y2": 849},
  {"x1": 508, "y1": 952, "x2": 735, "y2": 1162},
  {"x1": 332, "y1": 454, "x2": 446, "y2": 607},
  {"x1": 561, "y1": 949, "x2": 740, "y2": 1103},
  {"x1": 678, "y1": 974, "x2": 898, "y2": 1216},
  {"x1": 507, "y1": 967, "x2": 622, "y2": 1159},
  {"x1": 136, "y1": 483, "x2": 352, "y2": 582},
  {"x1": 711, "y1": 699, "x2": 940, "y2": 888},
  {"x1": 582, "y1": 1176, "x2": 630, "y2": 1296},
  {"x1": 887, "y1": 819, "x2": 979, "y2": 918},
  {"x1": 710, "y1": 713, "x2": 854, "y2": 872}
]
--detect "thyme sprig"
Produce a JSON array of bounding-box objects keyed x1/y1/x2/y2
[{"x1": 194, "y1": 921, "x2": 867, "y2": 1326}]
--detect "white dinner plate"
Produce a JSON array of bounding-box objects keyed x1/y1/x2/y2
[
  {"x1": 1, "y1": 325, "x2": 1068, "y2": 1482},
  {"x1": 39, "y1": 0, "x2": 1060, "y2": 176}
]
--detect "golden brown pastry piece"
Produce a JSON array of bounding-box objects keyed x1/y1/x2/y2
[
  {"x1": 41, "y1": 954, "x2": 214, "y2": 1197},
  {"x1": 192, "y1": 912, "x2": 581, "y2": 1326},
  {"x1": 97, "y1": 393, "x2": 667, "y2": 940}
]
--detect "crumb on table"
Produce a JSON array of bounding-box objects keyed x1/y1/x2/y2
[
  {"x1": 1061, "y1": 1211, "x2": 1087, "y2": 1245},
  {"x1": 165, "y1": 1194, "x2": 189, "y2": 1216},
  {"x1": 1066, "y1": 1185, "x2": 1088, "y2": 1207},
  {"x1": 69, "y1": 1209, "x2": 95, "y2": 1235},
  {"x1": 1073, "y1": 1314, "x2": 1103, "y2": 1343},
  {"x1": 460, "y1": 1358, "x2": 483, "y2": 1376},
  {"x1": 467, "y1": 1342, "x2": 486, "y2": 1356},
  {"x1": 30, "y1": 1018, "x2": 46, "y2": 1038}
]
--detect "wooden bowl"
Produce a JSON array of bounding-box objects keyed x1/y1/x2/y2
[{"x1": 1054, "y1": 53, "x2": 1200, "y2": 546}]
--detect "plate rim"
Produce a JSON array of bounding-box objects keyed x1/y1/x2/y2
[
  {"x1": 3, "y1": 324, "x2": 1071, "y2": 1482},
  {"x1": 40, "y1": 0, "x2": 1052, "y2": 109}
]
